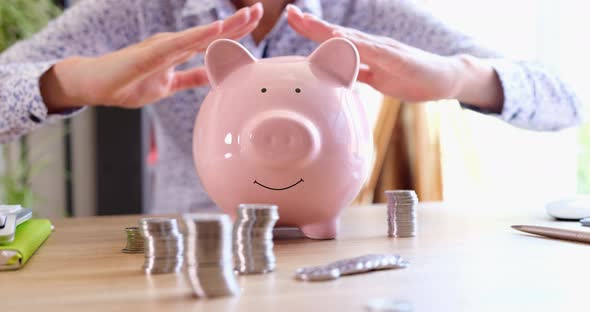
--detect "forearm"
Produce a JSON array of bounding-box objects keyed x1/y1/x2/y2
[
  {"x1": 0, "y1": 0, "x2": 142, "y2": 142},
  {"x1": 362, "y1": 0, "x2": 582, "y2": 130},
  {"x1": 453, "y1": 54, "x2": 504, "y2": 114},
  {"x1": 40, "y1": 57, "x2": 90, "y2": 113},
  {"x1": 455, "y1": 56, "x2": 583, "y2": 131},
  {"x1": 0, "y1": 62, "x2": 81, "y2": 144}
]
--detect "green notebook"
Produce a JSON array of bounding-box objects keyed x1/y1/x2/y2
[{"x1": 0, "y1": 219, "x2": 53, "y2": 271}]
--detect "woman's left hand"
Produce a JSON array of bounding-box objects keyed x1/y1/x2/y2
[{"x1": 286, "y1": 4, "x2": 503, "y2": 111}]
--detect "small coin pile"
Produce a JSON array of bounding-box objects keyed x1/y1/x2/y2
[
  {"x1": 295, "y1": 254, "x2": 408, "y2": 282},
  {"x1": 139, "y1": 218, "x2": 184, "y2": 274},
  {"x1": 385, "y1": 190, "x2": 418, "y2": 237},
  {"x1": 365, "y1": 298, "x2": 413, "y2": 312},
  {"x1": 184, "y1": 213, "x2": 240, "y2": 298},
  {"x1": 122, "y1": 226, "x2": 144, "y2": 254},
  {"x1": 233, "y1": 204, "x2": 279, "y2": 274}
]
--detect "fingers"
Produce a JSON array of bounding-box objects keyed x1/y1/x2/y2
[
  {"x1": 333, "y1": 31, "x2": 403, "y2": 71},
  {"x1": 222, "y1": 5, "x2": 263, "y2": 41},
  {"x1": 286, "y1": 4, "x2": 335, "y2": 42},
  {"x1": 172, "y1": 2, "x2": 262, "y2": 49},
  {"x1": 220, "y1": 2, "x2": 263, "y2": 37},
  {"x1": 150, "y1": 21, "x2": 223, "y2": 58},
  {"x1": 222, "y1": 20, "x2": 260, "y2": 42},
  {"x1": 148, "y1": 3, "x2": 262, "y2": 60},
  {"x1": 332, "y1": 27, "x2": 380, "y2": 45},
  {"x1": 170, "y1": 67, "x2": 209, "y2": 92},
  {"x1": 356, "y1": 66, "x2": 374, "y2": 85},
  {"x1": 170, "y1": 50, "x2": 198, "y2": 68},
  {"x1": 166, "y1": 3, "x2": 261, "y2": 58},
  {"x1": 286, "y1": 4, "x2": 406, "y2": 74},
  {"x1": 286, "y1": 6, "x2": 382, "y2": 86},
  {"x1": 166, "y1": 5, "x2": 262, "y2": 70},
  {"x1": 286, "y1": 5, "x2": 311, "y2": 39},
  {"x1": 332, "y1": 31, "x2": 382, "y2": 64},
  {"x1": 170, "y1": 2, "x2": 262, "y2": 52},
  {"x1": 126, "y1": 3, "x2": 262, "y2": 82},
  {"x1": 121, "y1": 21, "x2": 221, "y2": 82},
  {"x1": 167, "y1": 9, "x2": 262, "y2": 69}
]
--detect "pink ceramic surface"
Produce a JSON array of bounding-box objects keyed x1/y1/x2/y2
[{"x1": 194, "y1": 38, "x2": 373, "y2": 239}]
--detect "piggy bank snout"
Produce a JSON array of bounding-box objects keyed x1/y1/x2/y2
[{"x1": 243, "y1": 111, "x2": 320, "y2": 168}]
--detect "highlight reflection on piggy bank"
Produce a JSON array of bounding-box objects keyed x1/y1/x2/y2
[{"x1": 194, "y1": 38, "x2": 373, "y2": 239}]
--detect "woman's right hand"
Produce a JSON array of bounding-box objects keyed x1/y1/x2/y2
[{"x1": 41, "y1": 3, "x2": 263, "y2": 113}]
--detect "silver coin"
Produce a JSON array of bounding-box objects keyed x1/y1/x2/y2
[
  {"x1": 140, "y1": 218, "x2": 184, "y2": 274},
  {"x1": 139, "y1": 218, "x2": 181, "y2": 235},
  {"x1": 295, "y1": 254, "x2": 408, "y2": 282},
  {"x1": 184, "y1": 213, "x2": 240, "y2": 298},
  {"x1": 366, "y1": 298, "x2": 413, "y2": 312},
  {"x1": 233, "y1": 204, "x2": 279, "y2": 275},
  {"x1": 295, "y1": 266, "x2": 341, "y2": 281},
  {"x1": 385, "y1": 190, "x2": 418, "y2": 238},
  {"x1": 187, "y1": 265, "x2": 240, "y2": 298},
  {"x1": 385, "y1": 190, "x2": 417, "y2": 195},
  {"x1": 327, "y1": 254, "x2": 408, "y2": 275}
]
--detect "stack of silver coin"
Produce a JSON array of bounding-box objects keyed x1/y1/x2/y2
[
  {"x1": 385, "y1": 190, "x2": 418, "y2": 237},
  {"x1": 184, "y1": 213, "x2": 240, "y2": 298},
  {"x1": 233, "y1": 204, "x2": 279, "y2": 274},
  {"x1": 365, "y1": 298, "x2": 413, "y2": 312},
  {"x1": 122, "y1": 226, "x2": 144, "y2": 254},
  {"x1": 139, "y1": 218, "x2": 184, "y2": 274}
]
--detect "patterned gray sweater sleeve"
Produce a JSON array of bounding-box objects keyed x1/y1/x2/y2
[
  {"x1": 351, "y1": 0, "x2": 582, "y2": 131},
  {"x1": 0, "y1": 0, "x2": 142, "y2": 143}
]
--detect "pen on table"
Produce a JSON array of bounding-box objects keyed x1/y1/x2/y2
[{"x1": 512, "y1": 225, "x2": 590, "y2": 244}]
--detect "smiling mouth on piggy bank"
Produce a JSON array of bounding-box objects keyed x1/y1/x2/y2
[{"x1": 253, "y1": 178, "x2": 304, "y2": 191}]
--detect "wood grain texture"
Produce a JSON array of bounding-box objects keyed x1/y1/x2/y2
[
  {"x1": 2, "y1": 202, "x2": 589, "y2": 311},
  {"x1": 353, "y1": 96, "x2": 402, "y2": 205},
  {"x1": 374, "y1": 104, "x2": 412, "y2": 203},
  {"x1": 403, "y1": 102, "x2": 443, "y2": 202},
  {"x1": 373, "y1": 101, "x2": 444, "y2": 204}
]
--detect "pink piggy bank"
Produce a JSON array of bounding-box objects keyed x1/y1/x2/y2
[{"x1": 193, "y1": 38, "x2": 373, "y2": 239}]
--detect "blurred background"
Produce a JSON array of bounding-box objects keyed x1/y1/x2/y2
[{"x1": 0, "y1": 0, "x2": 589, "y2": 217}]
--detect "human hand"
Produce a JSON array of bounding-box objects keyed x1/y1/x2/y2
[
  {"x1": 286, "y1": 4, "x2": 503, "y2": 110},
  {"x1": 42, "y1": 3, "x2": 264, "y2": 112}
]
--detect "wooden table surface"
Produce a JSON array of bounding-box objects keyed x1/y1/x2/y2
[{"x1": 2, "y1": 201, "x2": 589, "y2": 311}]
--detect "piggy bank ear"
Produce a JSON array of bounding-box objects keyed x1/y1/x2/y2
[
  {"x1": 205, "y1": 39, "x2": 256, "y2": 87},
  {"x1": 308, "y1": 38, "x2": 359, "y2": 88}
]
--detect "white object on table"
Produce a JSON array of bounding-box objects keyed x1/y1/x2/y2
[
  {"x1": 0, "y1": 205, "x2": 33, "y2": 244},
  {"x1": 546, "y1": 196, "x2": 590, "y2": 220}
]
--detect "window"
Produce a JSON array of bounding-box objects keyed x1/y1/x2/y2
[{"x1": 424, "y1": 0, "x2": 588, "y2": 204}]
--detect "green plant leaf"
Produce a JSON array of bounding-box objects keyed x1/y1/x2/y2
[{"x1": 0, "y1": 0, "x2": 62, "y2": 52}]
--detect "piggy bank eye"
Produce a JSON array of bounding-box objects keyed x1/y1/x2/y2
[
  {"x1": 261, "y1": 88, "x2": 267, "y2": 93},
  {"x1": 295, "y1": 88, "x2": 301, "y2": 93}
]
